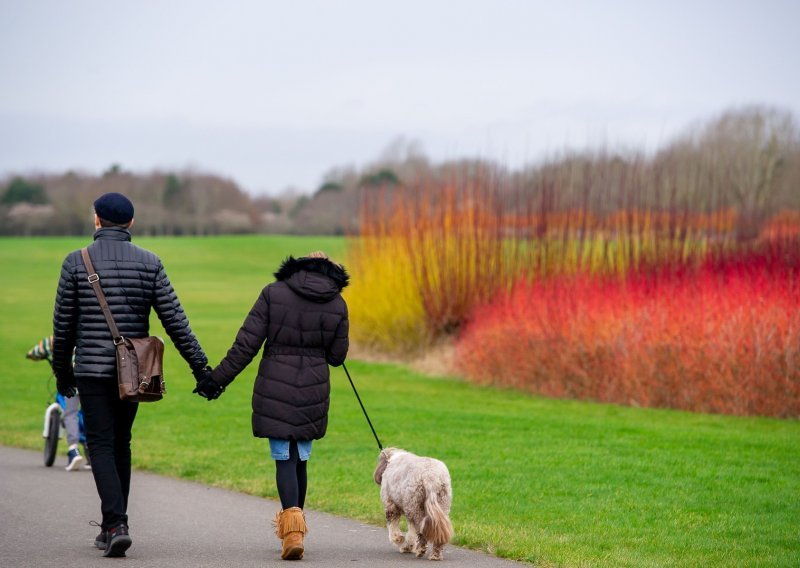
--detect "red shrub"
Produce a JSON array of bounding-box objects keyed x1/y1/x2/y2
[{"x1": 457, "y1": 240, "x2": 800, "y2": 417}]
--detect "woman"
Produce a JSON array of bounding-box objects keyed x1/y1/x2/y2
[{"x1": 194, "y1": 251, "x2": 349, "y2": 560}]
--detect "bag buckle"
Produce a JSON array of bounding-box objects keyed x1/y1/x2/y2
[
  {"x1": 113, "y1": 336, "x2": 125, "y2": 346},
  {"x1": 88, "y1": 273, "x2": 99, "y2": 283}
]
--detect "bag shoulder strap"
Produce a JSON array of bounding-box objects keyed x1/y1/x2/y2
[{"x1": 80, "y1": 247, "x2": 122, "y2": 343}]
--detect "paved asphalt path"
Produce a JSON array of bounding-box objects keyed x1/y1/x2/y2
[{"x1": 0, "y1": 446, "x2": 524, "y2": 567}]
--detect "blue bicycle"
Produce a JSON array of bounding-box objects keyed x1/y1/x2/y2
[
  {"x1": 27, "y1": 336, "x2": 88, "y2": 467},
  {"x1": 43, "y1": 381, "x2": 88, "y2": 467}
]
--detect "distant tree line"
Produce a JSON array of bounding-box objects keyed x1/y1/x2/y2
[
  {"x1": 0, "y1": 166, "x2": 293, "y2": 236},
  {"x1": 309, "y1": 105, "x2": 800, "y2": 240},
  {"x1": 2, "y1": 106, "x2": 798, "y2": 237}
]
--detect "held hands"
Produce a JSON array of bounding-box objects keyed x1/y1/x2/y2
[
  {"x1": 194, "y1": 376, "x2": 225, "y2": 401},
  {"x1": 192, "y1": 366, "x2": 225, "y2": 401}
]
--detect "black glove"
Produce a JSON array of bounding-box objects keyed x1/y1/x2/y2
[
  {"x1": 56, "y1": 375, "x2": 77, "y2": 398},
  {"x1": 193, "y1": 368, "x2": 225, "y2": 401},
  {"x1": 192, "y1": 365, "x2": 212, "y2": 383}
]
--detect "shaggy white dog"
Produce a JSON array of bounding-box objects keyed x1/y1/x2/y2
[{"x1": 373, "y1": 447, "x2": 454, "y2": 561}]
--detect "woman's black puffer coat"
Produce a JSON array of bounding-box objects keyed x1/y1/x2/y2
[
  {"x1": 52, "y1": 227, "x2": 208, "y2": 394},
  {"x1": 211, "y1": 256, "x2": 349, "y2": 440}
]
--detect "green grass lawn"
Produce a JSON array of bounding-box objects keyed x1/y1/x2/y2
[{"x1": 1, "y1": 235, "x2": 798, "y2": 567}]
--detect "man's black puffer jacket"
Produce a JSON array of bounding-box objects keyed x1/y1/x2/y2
[
  {"x1": 211, "y1": 256, "x2": 349, "y2": 440},
  {"x1": 52, "y1": 227, "x2": 208, "y2": 394}
]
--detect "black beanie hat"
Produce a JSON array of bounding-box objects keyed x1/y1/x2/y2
[{"x1": 94, "y1": 192, "x2": 134, "y2": 224}]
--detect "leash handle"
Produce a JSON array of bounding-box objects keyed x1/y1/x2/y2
[{"x1": 342, "y1": 363, "x2": 383, "y2": 450}]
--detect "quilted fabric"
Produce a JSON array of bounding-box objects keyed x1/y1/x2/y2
[
  {"x1": 212, "y1": 257, "x2": 349, "y2": 440},
  {"x1": 52, "y1": 227, "x2": 208, "y2": 393}
]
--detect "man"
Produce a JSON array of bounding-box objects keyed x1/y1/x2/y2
[{"x1": 52, "y1": 192, "x2": 210, "y2": 557}]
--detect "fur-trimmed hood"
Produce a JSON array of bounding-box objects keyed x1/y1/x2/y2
[{"x1": 274, "y1": 256, "x2": 349, "y2": 303}]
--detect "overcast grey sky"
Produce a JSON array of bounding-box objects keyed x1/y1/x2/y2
[{"x1": 1, "y1": 1, "x2": 798, "y2": 195}]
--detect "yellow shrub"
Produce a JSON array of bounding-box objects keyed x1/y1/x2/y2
[{"x1": 344, "y1": 237, "x2": 428, "y2": 354}]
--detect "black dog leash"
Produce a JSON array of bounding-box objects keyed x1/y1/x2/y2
[{"x1": 342, "y1": 363, "x2": 383, "y2": 450}]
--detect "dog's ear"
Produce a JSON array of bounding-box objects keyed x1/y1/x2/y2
[{"x1": 373, "y1": 450, "x2": 389, "y2": 485}]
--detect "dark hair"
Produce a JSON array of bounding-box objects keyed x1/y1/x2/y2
[{"x1": 98, "y1": 217, "x2": 132, "y2": 228}]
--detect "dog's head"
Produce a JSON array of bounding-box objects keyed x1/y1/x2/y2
[{"x1": 373, "y1": 447, "x2": 400, "y2": 485}]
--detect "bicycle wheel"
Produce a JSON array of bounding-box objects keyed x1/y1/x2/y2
[{"x1": 43, "y1": 409, "x2": 60, "y2": 467}]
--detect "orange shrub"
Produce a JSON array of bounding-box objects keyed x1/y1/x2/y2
[{"x1": 760, "y1": 210, "x2": 800, "y2": 241}]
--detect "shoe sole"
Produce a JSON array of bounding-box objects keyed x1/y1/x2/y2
[
  {"x1": 103, "y1": 535, "x2": 132, "y2": 557},
  {"x1": 94, "y1": 538, "x2": 106, "y2": 550},
  {"x1": 281, "y1": 545, "x2": 304, "y2": 560},
  {"x1": 65, "y1": 455, "x2": 85, "y2": 471}
]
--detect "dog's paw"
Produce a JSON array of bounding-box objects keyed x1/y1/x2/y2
[
  {"x1": 399, "y1": 541, "x2": 414, "y2": 553},
  {"x1": 414, "y1": 539, "x2": 427, "y2": 557}
]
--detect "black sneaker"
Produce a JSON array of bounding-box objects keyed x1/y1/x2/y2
[
  {"x1": 94, "y1": 529, "x2": 107, "y2": 549},
  {"x1": 103, "y1": 523, "x2": 132, "y2": 557},
  {"x1": 89, "y1": 521, "x2": 106, "y2": 549}
]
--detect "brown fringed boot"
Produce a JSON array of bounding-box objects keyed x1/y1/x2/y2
[{"x1": 273, "y1": 507, "x2": 307, "y2": 560}]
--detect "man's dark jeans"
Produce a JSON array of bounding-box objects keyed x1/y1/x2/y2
[{"x1": 79, "y1": 382, "x2": 139, "y2": 530}]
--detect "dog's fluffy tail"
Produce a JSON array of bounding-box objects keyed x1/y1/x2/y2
[{"x1": 421, "y1": 479, "x2": 453, "y2": 545}]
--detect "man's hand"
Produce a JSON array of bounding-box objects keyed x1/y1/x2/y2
[
  {"x1": 56, "y1": 375, "x2": 77, "y2": 398},
  {"x1": 192, "y1": 365, "x2": 212, "y2": 383},
  {"x1": 193, "y1": 367, "x2": 225, "y2": 401}
]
